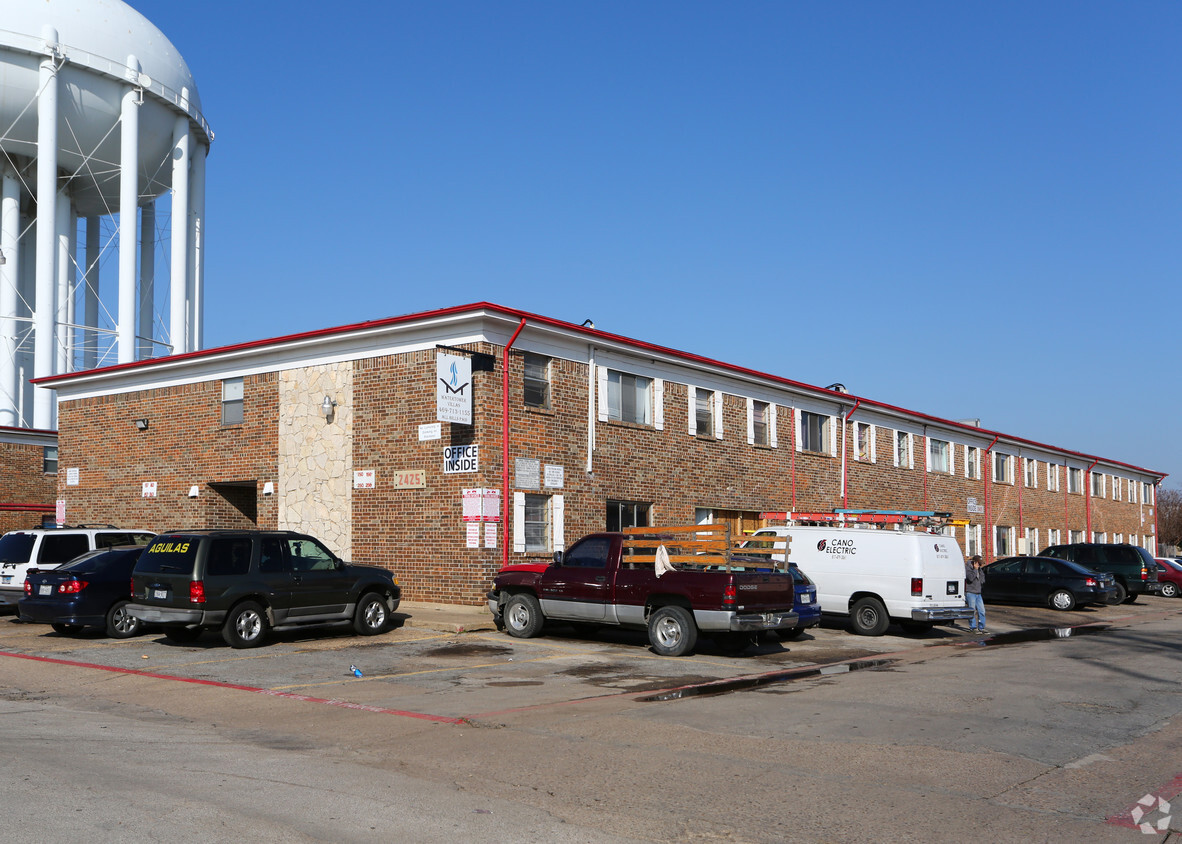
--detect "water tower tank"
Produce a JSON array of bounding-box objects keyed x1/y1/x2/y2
[{"x1": 0, "y1": 0, "x2": 212, "y2": 429}]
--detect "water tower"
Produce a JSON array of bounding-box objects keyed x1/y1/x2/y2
[{"x1": 0, "y1": 0, "x2": 212, "y2": 429}]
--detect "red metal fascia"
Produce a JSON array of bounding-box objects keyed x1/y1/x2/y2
[
  {"x1": 501, "y1": 318, "x2": 527, "y2": 568},
  {"x1": 0, "y1": 503, "x2": 55, "y2": 513}
]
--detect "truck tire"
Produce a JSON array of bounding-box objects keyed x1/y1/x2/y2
[
  {"x1": 353, "y1": 592, "x2": 389, "y2": 635},
  {"x1": 648, "y1": 605, "x2": 697, "y2": 656},
  {"x1": 503, "y1": 593, "x2": 544, "y2": 638},
  {"x1": 849, "y1": 597, "x2": 889, "y2": 636},
  {"x1": 1107, "y1": 582, "x2": 1127, "y2": 605},
  {"x1": 223, "y1": 601, "x2": 269, "y2": 649}
]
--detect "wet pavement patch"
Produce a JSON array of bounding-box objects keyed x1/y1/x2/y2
[
  {"x1": 963, "y1": 625, "x2": 1109, "y2": 647},
  {"x1": 637, "y1": 658, "x2": 898, "y2": 702},
  {"x1": 424, "y1": 643, "x2": 514, "y2": 658}
]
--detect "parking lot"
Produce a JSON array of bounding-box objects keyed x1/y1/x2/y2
[{"x1": 3, "y1": 595, "x2": 1178, "y2": 723}]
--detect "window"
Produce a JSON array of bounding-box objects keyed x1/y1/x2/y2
[
  {"x1": 928, "y1": 438, "x2": 950, "y2": 474},
  {"x1": 964, "y1": 446, "x2": 980, "y2": 480},
  {"x1": 1143, "y1": 483, "x2": 1155, "y2": 505},
  {"x1": 1112, "y1": 477, "x2": 1122, "y2": 502},
  {"x1": 524, "y1": 493, "x2": 552, "y2": 552},
  {"x1": 1024, "y1": 528, "x2": 1038, "y2": 556},
  {"x1": 800, "y1": 411, "x2": 828, "y2": 454},
  {"x1": 564, "y1": 536, "x2": 611, "y2": 568},
  {"x1": 751, "y1": 400, "x2": 771, "y2": 446},
  {"x1": 1046, "y1": 463, "x2": 1060, "y2": 492},
  {"x1": 992, "y1": 452, "x2": 1013, "y2": 484},
  {"x1": 207, "y1": 537, "x2": 254, "y2": 577},
  {"x1": 895, "y1": 431, "x2": 913, "y2": 469},
  {"x1": 1095, "y1": 532, "x2": 1107, "y2": 544},
  {"x1": 995, "y1": 526, "x2": 1013, "y2": 556},
  {"x1": 606, "y1": 370, "x2": 652, "y2": 426},
  {"x1": 222, "y1": 377, "x2": 244, "y2": 426},
  {"x1": 1114, "y1": 533, "x2": 1123, "y2": 544},
  {"x1": 1129, "y1": 481, "x2": 1137, "y2": 504},
  {"x1": 690, "y1": 387, "x2": 719, "y2": 438},
  {"x1": 607, "y1": 500, "x2": 650, "y2": 532},
  {"x1": 1047, "y1": 528, "x2": 1060, "y2": 547},
  {"x1": 1069, "y1": 529, "x2": 1085, "y2": 543},
  {"x1": 855, "y1": 422, "x2": 875, "y2": 462},
  {"x1": 1023, "y1": 458, "x2": 1038, "y2": 489},
  {"x1": 1067, "y1": 468, "x2": 1082, "y2": 494},
  {"x1": 965, "y1": 524, "x2": 981, "y2": 557},
  {"x1": 43, "y1": 446, "x2": 58, "y2": 474},
  {"x1": 1090, "y1": 472, "x2": 1105, "y2": 498},
  {"x1": 522, "y1": 353, "x2": 551, "y2": 409}
]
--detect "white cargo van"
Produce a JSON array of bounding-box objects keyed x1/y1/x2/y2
[{"x1": 747, "y1": 526, "x2": 974, "y2": 636}]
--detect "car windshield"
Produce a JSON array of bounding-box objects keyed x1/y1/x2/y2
[{"x1": 0, "y1": 533, "x2": 36, "y2": 563}]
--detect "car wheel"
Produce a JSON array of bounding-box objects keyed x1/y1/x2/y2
[
  {"x1": 1161, "y1": 582, "x2": 1179, "y2": 598},
  {"x1": 353, "y1": 592, "x2": 389, "y2": 636},
  {"x1": 647, "y1": 605, "x2": 698, "y2": 657},
  {"x1": 1049, "y1": 589, "x2": 1076, "y2": 611},
  {"x1": 51, "y1": 623, "x2": 84, "y2": 635},
  {"x1": 502, "y1": 593, "x2": 544, "y2": 639},
  {"x1": 713, "y1": 632, "x2": 754, "y2": 655},
  {"x1": 163, "y1": 625, "x2": 202, "y2": 644},
  {"x1": 1107, "y1": 582, "x2": 1127, "y2": 605},
  {"x1": 223, "y1": 601, "x2": 268, "y2": 649},
  {"x1": 849, "y1": 597, "x2": 890, "y2": 636},
  {"x1": 105, "y1": 599, "x2": 141, "y2": 638}
]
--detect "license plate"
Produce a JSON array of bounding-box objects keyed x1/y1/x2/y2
[
  {"x1": 799, "y1": 594, "x2": 812, "y2": 604},
  {"x1": 947, "y1": 582, "x2": 958, "y2": 595},
  {"x1": 153, "y1": 589, "x2": 167, "y2": 599},
  {"x1": 39, "y1": 585, "x2": 52, "y2": 596},
  {"x1": 1, "y1": 576, "x2": 10, "y2": 584}
]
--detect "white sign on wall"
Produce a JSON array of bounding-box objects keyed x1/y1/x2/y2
[
  {"x1": 419, "y1": 422, "x2": 442, "y2": 441},
  {"x1": 354, "y1": 470, "x2": 376, "y2": 489},
  {"x1": 436, "y1": 354, "x2": 472, "y2": 425},
  {"x1": 443, "y1": 444, "x2": 479, "y2": 473},
  {"x1": 142, "y1": 481, "x2": 158, "y2": 499},
  {"x1": 66, "y1": 467, "x2": 79, "y2": 486}
]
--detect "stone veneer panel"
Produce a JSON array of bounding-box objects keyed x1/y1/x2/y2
[{"x1": 278, "y1": 364, "x2": 353, "y2": 559}]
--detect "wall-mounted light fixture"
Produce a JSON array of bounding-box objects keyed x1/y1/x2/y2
[
  {"x1": 134, "y1": 418, "x2": 149, "y2": 431},
  {"x1": 320, "y1": 395, "x2": 337, "y2": 421},
  {"x1": 188, "y1": 485, "x2": 199, "y2": 498}
]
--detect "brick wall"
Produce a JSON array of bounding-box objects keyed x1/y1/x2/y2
[{"x1": 0, "y1": 440, "x2": 56, "y2": 533}]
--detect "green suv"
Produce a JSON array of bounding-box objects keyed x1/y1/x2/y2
[
  {"x1": 1039, "y1": 543, "x2": 1163, "y2": 605},
  {"x1": 127, "y1": 530, "x2": 401, "y2": 648}
]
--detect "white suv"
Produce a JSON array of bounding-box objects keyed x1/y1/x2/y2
[{"x1": 0, "y1": 526, "x2": 156, "y2": 609}]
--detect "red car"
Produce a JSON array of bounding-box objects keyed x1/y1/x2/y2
[{"x1": 1154, "y1": 559, "x2": 1182, "y2": 598}]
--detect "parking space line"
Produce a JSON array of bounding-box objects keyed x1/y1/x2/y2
[{"x1": 0, "y1": 650, "x2": 464, "y2": 725}]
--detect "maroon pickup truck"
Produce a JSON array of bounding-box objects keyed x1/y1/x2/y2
[{"x1": 486, "y1": 526, "x2": 798, "y2": 656}]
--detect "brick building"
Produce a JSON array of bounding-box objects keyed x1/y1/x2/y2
[
  {"x1": 35, "y1": 302, "x2": 1165, "y2": 605},
  {"x1": 0, "y1": 426, "x2": 58, "y2": 533}
]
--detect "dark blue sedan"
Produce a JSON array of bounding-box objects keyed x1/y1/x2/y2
[
  {"x1": 779, "y1": 563, "x2": 821, "y2": 639},
  {"x1": 982, "y1": 555, "x2": 1117, "y2": 610},
  {"x1": 19, "y1": 546, "x2": 146, "y2": 638}
]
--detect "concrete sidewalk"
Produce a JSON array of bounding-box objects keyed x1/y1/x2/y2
[{"x1": 397, "y1": 600, "x2": 498, "y2": 634}]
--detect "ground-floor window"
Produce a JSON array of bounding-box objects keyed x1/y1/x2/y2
[
  {"x1": 995, "y1": 525, "x2": 1013, "y2": 557},
  {"x1": 607, "y1": 500, "x2": 651, "y2": 532},
  {"x1": 965, "y1": 524, "x2": 981, "y2": 557},
  {"x1": 514, "y1": 493, "x2": 565, "y2": 553},
  {"x1": 1069, "y1": 529, "x2": 1086, "y2": 543}
]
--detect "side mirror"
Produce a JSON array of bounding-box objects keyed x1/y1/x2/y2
[{"x1": 551, "y1": 551, "x2": 563, "y2": 566}]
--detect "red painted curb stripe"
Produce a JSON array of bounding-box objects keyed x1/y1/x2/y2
[
  {"x1": 0, "y1": 650, "x2": 464, "y2": 725},
  {"x1": 1107, "y1": 773, "x2": 1182, "y2": 829}
]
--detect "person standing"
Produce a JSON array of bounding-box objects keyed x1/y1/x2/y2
[{"x1": 964, "y1": 554, "x2": 986, "y2": 633}]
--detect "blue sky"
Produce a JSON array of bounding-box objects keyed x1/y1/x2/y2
[{"x1": 131, "y1": 0, "x2": 1180, "y2": 486}]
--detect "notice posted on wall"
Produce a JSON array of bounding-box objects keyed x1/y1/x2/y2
[
  {"x1": 484, "y1": 523, "x2": 497, "y2": 549},
  {"x1": 66, "y1": 467, "x2": 79, "y2": 486},
  {"x1": 466, "y1": 523, "x2": 480, "y2": 548},
  {"x1": 142, "y1": 481, "x2": 157, "y2": 498}
]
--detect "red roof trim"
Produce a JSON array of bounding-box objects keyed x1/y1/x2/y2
[{"x1": 30, "y1": 301, "x2": 1166, "y2": 479}]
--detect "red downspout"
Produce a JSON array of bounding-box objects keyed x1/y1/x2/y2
[
  {"x1": 1084, "y1": 458, "x2": 1099, "y2": 541},
  {"x1": 1154, "y1": 482, "x2": 1161, "y2": 553},
  {"x1": 842, "y1": 399, "x2": 862, "y2": 509},
  {"x1": 501, "y1": 318, "x2": 527, "y2": 568},
  {"x1": 1017, "y1": 452, "x2": 1024, "y2": 549},
  {"x1": 790, "y1": 409, "x2": 797, "y2": 510},
  {"x1": 1064, "y1": 465, "x2": 1069, "y2": 540},
  {"x1": 984, "y1": 435, "x2": 999, "y2": 561}
]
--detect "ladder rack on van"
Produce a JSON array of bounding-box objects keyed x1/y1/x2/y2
[
  {"x1": 759, "y1": 509, "x2": 953, "y2": 533},
  {"x1": 621, "y1": 524, "x2": 789, "y2": 571}
]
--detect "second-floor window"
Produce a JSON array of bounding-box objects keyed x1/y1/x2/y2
[
  {"x1": 928, "y1": 438, "x2": 950, "y2": 473},
  {"x1": 606, "y1": 370, "x2": 652, "y2": 425},
  {"x1": 993, "y1": 452, "x2": 1013, "y2": 484},
  {"x1": 964, "y1": 445, "x2": 980, "y2": 480},
  {"x1": 752, "y1": 401, "x2": 771, "y2": 446},
  {"x1": 523, "y1": 353, "x2": 551, "y2": 409},
  {"x1": 800, "y1": 411, "x2": 828, "y2": 454},
  {"x1": 1024, "y1": 458, "x2": 1038, "y2": 489},
  {"x1": 1068, "y1": 468, "x2": 1083, "y2": 494},
  {"x1": 43, "y1": 446, "x2": 59, "y2": 474},
  {"x1": 855, "y1": 422, "x2": 875, "y2": 462},
  {"x1": 895, "y1": 431, "x2": 913, "y2": 469},
  {"x1": 222, "y1": 377, "x2": 244, "y2": 426}
]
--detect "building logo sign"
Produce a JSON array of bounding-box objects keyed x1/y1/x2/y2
[
  {"x1": 443, "y1": 444, "x2": 479, "y2": 473},
  {"x1": 437, "y1": 354, "x2": 472, "y2": 425}
]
